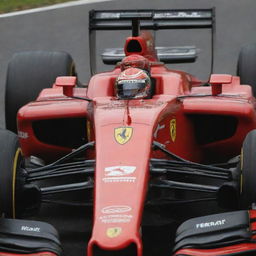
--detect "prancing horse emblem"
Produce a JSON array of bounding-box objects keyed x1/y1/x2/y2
[
  {"x1": 170, "y1": 119, "x2": 176, "y2": 142},
  {"x1": 106, "y1": 227, "x2": 122, "y2": 238},
  {"x1": 114, "y1": 127, "x2": 133, "y2": 145}
]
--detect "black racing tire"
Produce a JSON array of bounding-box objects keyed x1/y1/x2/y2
[
  {"x1": 0, "y1": 129, "x2": 23, "y2": 218},
  {"x1": 5, "y1": 51, "x2": 77, "y2": 133},
  {"x1": 240, "y1": 129, "x2": 256, "y2": 209},
  {"x1": 237, "y1": 44, "x2": 256, "y2": 96}
]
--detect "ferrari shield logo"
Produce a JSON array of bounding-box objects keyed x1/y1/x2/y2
[
  {"x1": 106, "y1": 227, "x2": 122, "y2": 238},
  {"x1": 114, "y1": 127, "x2": 133, "y2": 145},
  {"x1": 170, "y1": 119, "x2": 176, "y2": 142}
]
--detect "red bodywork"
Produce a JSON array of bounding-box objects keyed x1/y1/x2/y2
[{"x1": 17, "y1": 32, "x2": 256, "y2": 255}]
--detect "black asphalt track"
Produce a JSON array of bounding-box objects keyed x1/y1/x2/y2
[{"x1": 1, "y1": 0, "x2": 256, "y2": 255}]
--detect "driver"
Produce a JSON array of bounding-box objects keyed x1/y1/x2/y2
[
  {"x1": 115, "y1": 67, "x2": 151, "y2": 99},
  {"x1": 120, "y1": 54, "x2": 150, "y2": 73},
  {"x1": 115, "y1": 54, "x2": 152, "y2": 99}
]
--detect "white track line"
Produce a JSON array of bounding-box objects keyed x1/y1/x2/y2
[{"x1": 0, "y1": 0, "x2": 112, "y2": 18}]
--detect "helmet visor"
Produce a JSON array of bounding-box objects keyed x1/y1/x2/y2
[{"x1": 116, "y1": 80, "x2": 147, "y2": 99}]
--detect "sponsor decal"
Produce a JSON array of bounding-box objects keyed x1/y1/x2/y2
[
  {"x1": 21, "y1": 226, "x2": 40, "y2": 232},
  {"x1": 155, "y1": 11, "x2": 202, "y2": 19},
  {"x1": 105, "y1": 166, "x2": 136, "y2": 176},
  {"x1": 196, "y1": 219, "x2": 226, "y2": 229},
  {"x1": 101, "y1": 205, "x2": 133, "y2": 224},
  {"x1": 102, "y1": 205, "x2": 131, "y2": 214},
  {"x1": 100, "y1": 214, "x2": 133, "y2": 224},
  {"x1": 114, "y1": 127, "x2": 133, "y2": 145},
  {"x1": 18, "y1": 131, "x2": 29, "y2": 139},
  {"x1": 103, "y1": 177, "x2": 136, "y2": 183},
  {"x1": 103, "y1": 166, "x2": 136, "y2": 183},
  {"x1": 170, "y1": 119, "x2": 176, "y2": 142},
  {"x1": 106, "y1": 227, "x2": 122, "y2": 238}
]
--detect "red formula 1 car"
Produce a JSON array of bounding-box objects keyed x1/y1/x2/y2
[{"x1": 2, "y1": 8, "x2": 256, "y2": 256}]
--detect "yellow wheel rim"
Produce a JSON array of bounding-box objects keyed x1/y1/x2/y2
[
  {"x1": 12, "y1": 148, "x2": 21, "y2": 218},
  {"x1": 240, "y1": 148, "x2": 243, "y2": 194}
]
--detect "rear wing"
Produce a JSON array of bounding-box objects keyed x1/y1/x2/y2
[{"x1": 89, "y1": 9, "x2": 215, "y2": 74}]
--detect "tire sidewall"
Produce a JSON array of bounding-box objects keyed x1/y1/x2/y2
[
  {"x1": 240, "y1": 129, "x2": 256, "y2": 208},
  {"x1": 0, "y1": 129, "x2": 20, "y2": 217}
]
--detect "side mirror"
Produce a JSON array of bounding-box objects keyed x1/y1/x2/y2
[{"x1": 55, "y1": 76, "x2": 77, "y2": 97}]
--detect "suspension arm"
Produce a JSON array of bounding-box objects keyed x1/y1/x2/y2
[
  {"x1": 151, "y1": 179, "x2": 219, "y2": 193},
  {"x1": 40, "y1": 180, "x2": 93, "y2": 195}
]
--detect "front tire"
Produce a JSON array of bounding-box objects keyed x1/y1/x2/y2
[
  {"x1": 0, "y1": 129, "x2": 22, "y2": 218},
  {"x1": 240, "y1": 129, "x2": 256, "y2": 209}
]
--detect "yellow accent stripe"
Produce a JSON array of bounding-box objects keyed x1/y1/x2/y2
[
  {"x1": 241, "y1": 148, "x2": 243, "y2": 170},
  {"x1": 12, "y1": 148, "x2": 21, "y2": 218},
  {"x1": 240, "y1": 148, "x2": 243, "y2": 194}
]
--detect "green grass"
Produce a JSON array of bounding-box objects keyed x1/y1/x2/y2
[{"x1": 0, "y1": 0, "x2": 76, "y2": 14}]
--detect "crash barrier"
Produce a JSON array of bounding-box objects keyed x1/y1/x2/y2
[
  {"x1": 0, "y1": 218, "x2": 62, "y2": 256},
  {"x1": 173, "y1": 210, "x2": 256, "y2": 255}
]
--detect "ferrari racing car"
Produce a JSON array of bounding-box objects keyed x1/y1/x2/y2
[{"x1": 1, "y1": 8, "x2": 256, "y2": 256}]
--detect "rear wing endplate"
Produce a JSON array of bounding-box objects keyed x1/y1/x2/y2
[{"x1": 89, "y1": 9, "x2": 215, "y2": 74}]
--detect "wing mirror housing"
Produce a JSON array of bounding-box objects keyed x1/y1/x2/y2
[
  {"x1": 55, "y1": 76, "x2": 76, "y2": 97},
  {"x1": 210, "y1": 74, "x2": 232, "y2": 96}
]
